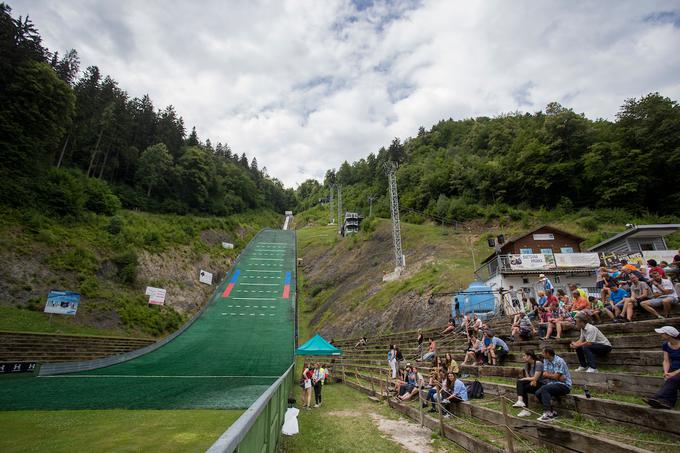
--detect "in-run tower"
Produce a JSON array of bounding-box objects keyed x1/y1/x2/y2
[{"x1": 386, "y1": 162, "x2": 405, "y2": 271}]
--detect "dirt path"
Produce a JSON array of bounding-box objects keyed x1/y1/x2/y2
[{"x1": 327, "y1": 409, "x2": 436, "y2": 452}]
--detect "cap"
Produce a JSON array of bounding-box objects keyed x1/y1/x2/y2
[
  {"x1": 538, "y1": 274, "x2": 546, "y2": 279},
  {"x1": 406, "y1": 362, "x2": 412, "y2": 367},
  {"x1": 654, "y1": 326, "x2": 679, "y2": 337}
]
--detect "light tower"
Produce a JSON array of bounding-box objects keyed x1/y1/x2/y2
[
  {"x1": 386, "y1": 162, "x2": 405, "y2": 270},
  {"x1": 337, "y1": 185, "x2": 342, "y2": 234},
  {"x1": 329, "y1": 185, "x2": 334, "y2": 225},
  {"x1": 367, "y1": 195, "x2": 376, "y2": 218}
]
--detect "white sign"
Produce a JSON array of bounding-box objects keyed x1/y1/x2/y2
[
  {"x1": 199, "y1": 270, "x2": 213, "y2": 285},
  {"x1": 533, "y1": 233, "x2": 555, "y2": 241},
  {"x1": 554, "y1": 253, "x2": 600, "y2": 268},
  {"x1": 642, "y1": 250, "x2": 677, "y2": 265},
  {"x1": 508, "y1": 254, "x2": 551, "y2": 270},
  {"x1": 222, "y1": 242, "x2": 234, "y2": 249},
  {"x1": 145, "y1": 286, "x2": 166, "y2": 305}
]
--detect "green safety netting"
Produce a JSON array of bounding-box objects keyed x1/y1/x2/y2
[
  {"x1": 0, "y1": 229, "x2": 296, "y2": 410},
  {"x1": 295, "y1": 333, "x2": 342, "y2": 356}
]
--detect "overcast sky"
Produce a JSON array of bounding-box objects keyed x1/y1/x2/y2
[{"x1": 15, "y1": 0, "x2": 680, "y2": 186}]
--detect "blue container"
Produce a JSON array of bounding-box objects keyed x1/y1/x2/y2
[{"x1": 452, "y1": 281, "x2": 496, "y2": 320}]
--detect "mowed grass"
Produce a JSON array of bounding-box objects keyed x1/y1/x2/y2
[
  {"x1": 0, "y1": 306, "x2": 132, "y2": 337},
  {"x1": 0, "y1": 409, "x2": 241, "y2": 453}
]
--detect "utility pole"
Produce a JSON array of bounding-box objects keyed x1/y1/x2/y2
[
  {"x1": 337, "y1": 185, "x2": 343, "y2": 235},
  {"x1": 386, "y1": 162, "x2": 405, "y2": 270},
  {"x1": 329, "y1": 185, "x2": 334, "y2": 225},
  {"x1": 367, "y1": 195, "x2": 376, "y2": 218}
]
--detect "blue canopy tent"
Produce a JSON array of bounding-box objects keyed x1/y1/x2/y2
[{"x1": 295, "y1": 333, "x2": 342, "y2": 356}]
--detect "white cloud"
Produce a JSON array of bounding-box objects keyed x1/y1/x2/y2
[{"x1": 14, "y1": 0, "x2": 680, "y2": 185}]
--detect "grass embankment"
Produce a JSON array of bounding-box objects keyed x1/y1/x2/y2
[
  {"x1": 0, "y1": 409, "x2": 241, "y2": 453},
  {"x1": 0, "y1": 206, "x2": 280, "y2": 337}
]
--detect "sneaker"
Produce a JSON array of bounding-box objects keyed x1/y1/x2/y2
[
  {"x1": 517, "y1": 409, "x2": 531, "y2": 417},
  {"x1": 646, "y1": 398, "x2": 672, "y2": 410},
  {"x1": 537, "y1": 412, "x2": 553, "y2": 422},
  {"x1": 550, "y1": 411, "x2": 559, "y2": 419},
  {"x1": 512, "y1": 400, "x2": 526, "y2": 408},
  {"x1": 574, "y1": 366, "x2": 587, "y2": 372},
  {"x1": 422, "y1": 402, "x2": 428, "y2": 408},
  {"x1": 428, "y1": 408, "x2": 437, "y2": 413},
  {"x1": 586, "y1": 368, "x2": 598, "y2": 373},
  {"x1": 313, "y1": 404, "x2": 320, "y2": 408},
  {"x1": 443, "y1": 414, "x2": 451, "y2": 419}
]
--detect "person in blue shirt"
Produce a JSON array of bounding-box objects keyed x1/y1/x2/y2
[
  {"x1": 430, "y1": 372, "x2": 468, "y2": 416},
  {"x1": 485, "y1": 330, "x2": 509, "y2": 366},
  {"x1": 646, "y1": 326, "x2": 680, "y2": 409},
  {"x1": 535, "y1": 346, "x2": 572, "y2": 422},
  {"x1": 605, "y1": 282, "x2": 629, "y2": 318},
  {"x1": 538, "y1": 274, "x2": 554, "y2": 295}
]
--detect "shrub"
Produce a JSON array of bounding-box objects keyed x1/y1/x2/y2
[
  {"x1": 40, "y1": 168, "x2": 86, "y2": 217},
  {"x1": 107, "y1": 215, "x2": 124, "y2": 235},
  {"x1": 112, "y1": 250, "x2": 138, "y2": 284},
  {"x1": 578, "y1": 217, "x2": 599, "y2": 232},
  {"x1": 83, "y1": 178, "x2": 121, "y2": 215}
]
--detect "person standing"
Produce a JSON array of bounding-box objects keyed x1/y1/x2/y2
[
  {"x1": 416, "y1": 329, "x2": 424, "y2": 359},
  {"x1": 302, "y1": 364, "x2": 314, "y2": 410},
  {"x1": 538, "y1": 274, "x2": 554, "y2": 295},
  {"x1": 509, "y1": 285, "x2": 519, "y2": 309},
  {"x1": 535, "y1": 346, "x2": 572, "y2": 421},
  {"x1": 312, "y1": 362, "x2": 325, "y2": 407},
  {"x1": 388, "y1": 344, "x2": 397, "y2": 379},
  {"x1": 646, "y1": 326, "x2": 680, "y2": 409},
  {"x1": 570, "y1": 314, "x2": 612, "y2": 373}
]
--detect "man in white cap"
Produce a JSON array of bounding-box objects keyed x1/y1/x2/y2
[
  {"x1": 646, "y1": 326, "x2": 680, "y2": 409},
  {"x1": 538, "y1": 274, "x2": 554, "y2": 295}
]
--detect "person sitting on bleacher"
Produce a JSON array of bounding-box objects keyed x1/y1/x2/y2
[
  {"x1": 511, "y1": 312, "x2": 535, "y2": 341},
  {"x1": 462, "y1": 336, "x2": 483, "y2": 366},
  {"x1": 420, "y1": 337, "x2": 437, "y2": 361},
  {"x1": 485, "y1": 330, "x2": 509, "y2": 366},
  {"x1": 397, "y1": 364, "x2": 419, "y2": 399},
  {"x1": 354, "y1": 336, "x2": 367, "y2": 349},
  {"x1": 441, "y1": 315, "x2": 456, "y2": 335},
  {"x1": 471, "y1": 314, "x2": 483, "y2": 337},
  {"x1": 445, "y1": 352, "x2": 460, "y2": 374},
  {"x1": 398, "y1": 365, "x2": 424, "y2": 401},
  {"x1": 641, "y1": 270, "x2": 679, "y2": 319},
  {"x1": 542, "y1": 304, "x2": 575, "y2": 340},
  {"x1": 426, "y1": 371, "x2": 468, "y2": 414},
  {"x1": 646, "y1": 326, "x2": 680, "y2": 409},
  {"x1": 535, "y1": 346, "x2": 572, "y2": 422},
  {"x1": 570, "y1": 313, "x2": 612, "y2": 373},
  {"x1": 604, "y1": 281, "x2": 629, "y2": 320},
  {"x1": 513, "y1": 350, "x2": 544, "y2": 417},
  {"x1": 621, "y1": 273, "x2": 652, "y2": 322}
]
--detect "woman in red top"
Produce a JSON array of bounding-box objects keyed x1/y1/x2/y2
[{"x1": 301, "y1": 364, "x2": 314, "y2": 409}]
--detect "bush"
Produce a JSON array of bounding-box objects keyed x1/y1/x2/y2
[
  {"x1": 39, "y1": 168, "x2": 86, "y2": 217},
  {"x1": 579, "y1": 217, "x2": 599, "y2": 232},
  {"x1": 116, "y1": 294, "x2": 183, "y2": 336},
  {"x1": 112, "y1": 250, "x2": 138, "y2": 284},
  {"x1": 107, "y1": 215, "x2": 124, "y2": 235},
  {"x1": 83, "y1": 178, "x2": 121, "y2": 215}
]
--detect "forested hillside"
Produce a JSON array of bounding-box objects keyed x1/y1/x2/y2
[
  {"x1": 296, "y1": 94, "x2": 680, "y2": 223},
  {"x1": 0, "y1": 3, "x2": 294, "y2": 217}
]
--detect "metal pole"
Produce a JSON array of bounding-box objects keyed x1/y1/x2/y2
[
  {"x1": 418, "y1": 384, "x2": 424, "y2": 427},
  {"x1": 337, "y1": 185, "x2": 342, "y2": 235},
  {"x1": 436, "y1": 383, "x2": 444, "y2": 436},
  {"x1": 500, "y1": 389, "x2": 515, "y2": 453}
]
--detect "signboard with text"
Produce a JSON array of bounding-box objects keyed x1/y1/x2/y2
[
  {"x1": 554, "y1": 253, "x2": 600, "y2": 268},
  {"x1": 145, "y1": 286, "x2": 167, "y2": 305},
  {"x1": 199, "y1": 270, "x2": 213, "y2": 285},
  {"x1": 44, "y1": 290, "x2": 80, "y2": 315}
]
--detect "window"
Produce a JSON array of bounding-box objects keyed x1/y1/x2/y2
[
  {"x1": 560, "y1": 247, "x2": 574, "y2": 253},
  {"x1": 522, "y1": 278, "x2": 529, "y2": 284},
  {"x1": 553, "y1": 276, "x2": 561, "y2": 283},
  {"x1": 639, "y1": 243, "x2": 655, "y2": 251},
  {"x1": 540, "y1": 248, "x2": 553, "y2": 255},
  {"x1": 520, "y1": 248, "x2": 533, "y2": 254}
]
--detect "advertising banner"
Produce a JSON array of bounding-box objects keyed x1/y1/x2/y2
[
  {"x1": 508, "y1": 254, "x2": 554, "y2": 270},
  {"x1": 642, "y1": 250, "x2": 677, "y2": 265},
  {"x1": 145, "y1": 286, "x2": 167, "y2": 305},
  {"x1": 199, "y1": 270, "x2": 213, "y2": 285},
  {"x1": 600, "y1": 252, "x2": 645, "y2": 268},
  {"x1": 554, "y1": 253, "x2": 600, "y2": 268},
  {"x1": 221, "y1": 242, "x2": 234, "y2": 249},
  {"x1": 44, "y1": 290, "x2": 80, "y2": 315}
]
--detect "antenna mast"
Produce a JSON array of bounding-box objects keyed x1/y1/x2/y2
[
  {"x1": 329, "y1": 185, "x2": 334, "y2": 225},
  {"x1": 337, "y1": 185, "x2": 342, "y2": 234}
]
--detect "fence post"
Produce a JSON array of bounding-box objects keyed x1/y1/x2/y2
[
  {"x1": 370, "y1": 371, "x2": 376, "y2": 396},
  {"x1": 342, "y1": 359, "x2": 346, "y2": 383},
  {"x1": 500, "y1": 389, "x2": 515, "y2": 453},
  {"x1": 418, "y1": 384, "x2": 424, "y2": 427},
  {"x1": 435, "y1": 384, "x2": 444, "y2": 436}
]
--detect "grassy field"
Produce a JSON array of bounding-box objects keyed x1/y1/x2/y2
[
  {"x1": 0, "y1": 306, "x2": 136, "y2": 337},
  {"x1": 0, "y1": 409, "x2": 241, "y2": 453}
]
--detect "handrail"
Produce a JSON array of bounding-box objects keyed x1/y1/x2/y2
[
  {"x1": 206, "y1": 363, "x2": 294, "y2": 453},
  {"x1": 39, "y1": 229, "x2": 268, "y2": 376}
]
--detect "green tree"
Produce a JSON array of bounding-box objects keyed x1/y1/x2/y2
[{"x1": 135, "y1": 143, "x2": 172, "y2": 196}]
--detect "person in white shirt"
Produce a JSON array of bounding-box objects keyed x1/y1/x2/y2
[{"x1": 640, "y1": 270, "x2": 679, "y2": 319}]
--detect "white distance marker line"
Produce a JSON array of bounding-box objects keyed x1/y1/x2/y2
[
  {"x1": 245, "y1": 270, "x2": 281, "y2": 273},
  {"x1": 251, "y1": 258, "x2": 284, "y2": 261},
  {"x1": 42, "y1": 375, "x2": 282, "y2": 379},
  {"x1": 239, "y1": 283, "x2": 279, "y2": 286},
  {"x1": 233, "y1": 297, "x2": 277, "y2": 301}
]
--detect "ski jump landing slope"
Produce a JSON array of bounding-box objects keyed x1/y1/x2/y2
[{"x1": 0, "y1": 229, "x2": 296, "y2": 410}]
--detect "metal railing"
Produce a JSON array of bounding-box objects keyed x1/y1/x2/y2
[{"x1": 206, "y1": 364, "x2": 295, "y2": 453}]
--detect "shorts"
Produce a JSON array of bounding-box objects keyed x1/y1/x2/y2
[
  {"x1": 645, "y1": 296, "x2": 679, "y2": 308},
  {"x1": 606, "y1": 302, "x2": 624, "y2": 312},
  {"x1": 519, "y1": 329, "x2": 532, "y2": 339},
  {"x1": 596, "y1": 281, "x2": 605, "y2": 290}
]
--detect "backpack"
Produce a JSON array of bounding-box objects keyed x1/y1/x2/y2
[{"x1": 466, "y1": 380, "x2": 484, "y2": 399}]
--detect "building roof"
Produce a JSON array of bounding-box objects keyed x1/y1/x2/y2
[
  {"x1": 481, "y1": 225, "x2": 585, "y2": 264},
  {"x1": 587, "y1": 224, "x2": 680, "y2": 252}
]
